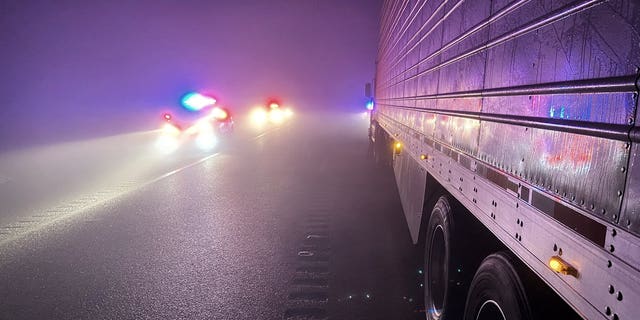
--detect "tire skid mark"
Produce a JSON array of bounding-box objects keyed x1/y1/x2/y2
[
  {"x1": 283, "y1": 307, "x2": 327, "y2": 319},
  {"x1": 283, "y1": 204, "x2": 332, "y2": 320},
  {"x1": 288, "y1": 291, "x2": 329, "y2": 302},
  {"x1": 296, "y1": 264, "x2": 329, "y2": 274},
  {"x1": 304, "y1": 223, "x2": 329, "y2": 229},
  {"x1": 292, "y1": 277, "x2": 329, "y2": 287},
  {"x1": 297, "y1": 253, "x2": 329, "y2": 262},
  {"x1": 305, "y1": 234, "x2": 328, "y2": 239},
  {"x1": 299, "y1": 244, "x2": 331, "y2": 251},
  {"x1": 298, "y1": 250, "x2": 315, "y2": 257}
]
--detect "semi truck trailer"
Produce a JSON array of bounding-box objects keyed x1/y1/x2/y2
[{"x1": 368, "y1": 0, "x2": 640, "y2": 319}]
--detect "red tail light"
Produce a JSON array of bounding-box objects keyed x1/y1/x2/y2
[{"x1": 163, "y1": 113, "x2": 172, "y2": 121}]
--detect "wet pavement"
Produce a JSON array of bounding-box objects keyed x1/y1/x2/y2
[{"x1": 0, "y1": 112, "x2": 423, "y2": 319}]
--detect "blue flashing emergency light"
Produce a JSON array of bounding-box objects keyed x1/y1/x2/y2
[
  {"x1": 181, "y1": 92, "x2": 216, "y2": 111},
  {"x1": 366, "y1": 99, "x2": 374, "y2": 111}
]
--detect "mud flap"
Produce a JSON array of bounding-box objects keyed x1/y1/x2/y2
[{"x1": 393, "y1": 152, "x2": 427, "y2": 244}]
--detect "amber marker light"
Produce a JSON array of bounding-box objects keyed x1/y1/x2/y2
[
  {"x1": 420, "y1": 154, "x2": 427, "y2": 160},
  {"x1": 549, "y1": 256, "x2": 578, "y2": 277},
  {"x1": 394, "y1": 142, "x2": 402, "y2": 155}
]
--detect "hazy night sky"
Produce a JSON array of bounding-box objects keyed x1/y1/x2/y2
[{"x1": 0, "y1": 0, "x2": 381, "y2": 150}]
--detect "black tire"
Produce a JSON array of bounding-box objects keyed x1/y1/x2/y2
[
  {"x1": 367, "y1": 123, "x2": 376, "y2": 159},
  {"x1": 423, "y1": 196, "x2": 465, "y2": 320},
  {"x1": 464, "y1": 252, "x2": 532, "y2": 320}
]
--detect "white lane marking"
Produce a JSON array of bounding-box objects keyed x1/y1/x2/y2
[
  {"x1": 149, "y1": 152, "x2": 220, "y2": 184},
  {"x1": 252, "y1": 124, "x2": 285, "y2": 140},
  {"x1": 0, "y1": 152, "x2": 221, "y2": 247},
  {"x1": 0, "y1": 127, "x2": 285, "y2": 247}
]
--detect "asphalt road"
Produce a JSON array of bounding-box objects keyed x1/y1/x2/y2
[{"x1": 0, "y1": 112, "x2": 423, "y2": 320}]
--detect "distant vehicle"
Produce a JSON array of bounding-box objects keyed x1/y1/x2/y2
[
  {"x1": 209, "y1": 106, "x2": 234, "y2": 135},
  {"x1": 156, "y1": 106, "x2": 234, "y2": 153},
  {"x1": 250, "y1": 99, "x2": 293, "y2": 126}
]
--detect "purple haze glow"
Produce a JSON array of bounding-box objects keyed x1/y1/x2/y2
[{"x1": 0, "y1": 0, "x2": 381, "y2": 150}]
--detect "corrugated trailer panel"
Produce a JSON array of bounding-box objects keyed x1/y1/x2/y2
[
  {"x1": 478, "y1": 121, "x2": 628, "y2": 224},
  {"x1": 373, "y1": 0, "x2": 640, "y2": 318},
  {"x1": 375, "y1": 0, "x2": 640, "y2": 236}
]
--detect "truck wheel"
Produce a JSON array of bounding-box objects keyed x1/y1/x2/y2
[
  {"x1": 373, "y1": 125, "x2": 388, "y2": 166},
  {"x1": 424, "y1": 196, "x2": 464, "y2": 320},
  {"x1": 464, "y1": 252, "x2": 532, "y2": 320}
]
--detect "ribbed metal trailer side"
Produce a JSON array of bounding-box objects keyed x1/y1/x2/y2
[{"x1": 371, "y1": 0, "x2": 640, "y2": 319}]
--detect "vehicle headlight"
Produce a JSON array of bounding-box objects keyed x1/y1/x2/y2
[
  {"x1": 195, "y1": 130, "x2": 217, "y2": 151},
  {"x1": 269, "y1": 109, "x2": 284, "y2": 124},
  {"x1": 162, "y1": 123, "x2": 181, "y2": 136},
  {"x1": 251, "y1": 108, "x2": 269, "y2": 127},
  {"x1": 156, "y1": 135, "x2": 180, "y2": 154}
]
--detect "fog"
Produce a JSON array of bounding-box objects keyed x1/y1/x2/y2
[{"x1": 0, "y1": 0, "x2": 381, "y2": 151}]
